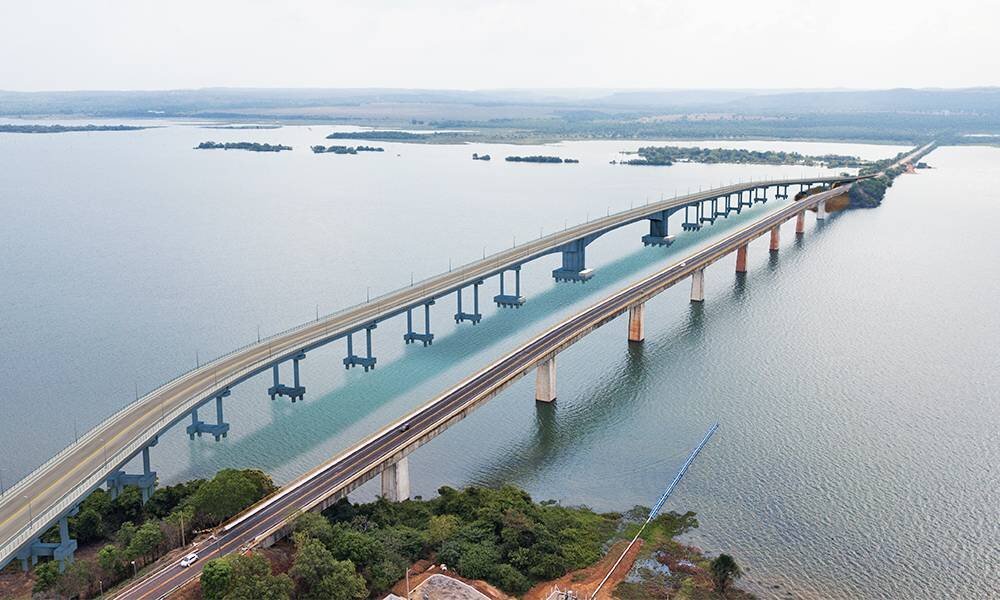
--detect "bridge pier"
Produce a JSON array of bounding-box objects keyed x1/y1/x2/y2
[
  {"x1": 455, "y1": 281, "x2": 483, "y2": 324},
  {"x1": 682, "y1": 204, "x2": 702, "y2": 231},
  {"x1": 754, "y1": 188, "x2": 767, "y2": 204},
  {"x1": 816, "y1": 199, "x2": 827, "y2": 220},
  {"x1": 107, "y1": 443, "x2": 157, "y2": 503},
  {"x1": 404, "y1": 301, "x2": 435, "y2": 346},
  {"x1": 552, "y1": 238, "x2": 594, "y2": 282},
  {"x1": 736, "y1": 244, "x2": 748, "y2": 273},
  {"x1": 535, "y1": 356, "x2": 557, "y2": 402},
  {"x1": 344, "y1": 326, "x2": 377, "y2": 371},
  {"x1": 776, "y1": 185, "x2": 789, "y2": 199},
  {"x1": 739, "y1": 190, "x2": 752, "y2": 209},
  {"x1": 795, "y1": 211, "x2": 806, "y2": 234},
  {"x1": 380, "y1": 457, "x2": 410, "y2": 502},
  {"x1": 495, "y1": 266, "x2": 526, "y2": 306},
  {"x1": 268, "y1": 353, "x2": 306, "y2": 401},
  {"x1": 17, "y1": 515, "x2": 77, "y2": 573},
  {"x1": 699, "y1": 199, "x2": 716, "y2": 225},
  {"x1": 628, "y1": 303, "x2": 645, "y2": 343},
  {"x1": 642, "y1": 210, "x2": 675, "y2": 246},
  {"x1": 690, "y1": 269, "x2": 705, "y2": 302},
  {"x1": 769, "y1": 226, "x2": 781, "y2": 252},
  {"x1": 187, "y1": 389, "x2": 231, "y2": 441},
  {"x1": 714, "y1": 196, "x2": 727, "y2": 218}
]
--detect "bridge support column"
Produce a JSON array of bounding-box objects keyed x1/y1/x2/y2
[
  {"x1": 736, "y1": 244, "x2": 748, "y2": 273},
  {"x1": 187, "y1": 389, "x2": 231, "y2": 441},
  {"x1": 699, "y1": 199, "x2": 715, "y2": 225},
  {"x1": 739, "y1": 190, "x2": 752, "y2": 209},
  {"x1": 344, "y1": 326, "x2": 377, "y2": 371},
  {"x1": 404, "y1": 301, "x2": 435, "y2": 346},
  {"x1": 714, "y1": 196, "x2": 727, "y2": 218},
  {"x1": 628, "y1": 303, "x2": 645, "y2": 343},
  {"x1": 380, "y1": 457, "x2": 410, "y2": 502},
  {"x1": 535, "y1": 356, "x2": 557, "y2": 402},
  {"x1": 553, "y1": 238, "x2": 594, "y2": 282},
  {"x1": 107, "y1": 442, "x2": 157, "y2": 503},
  {"x1": 455, "y1": 281, "x2": 483, "y2": 324},
  {"x1": 495, "y1": 266, "x2": 526, "y2": 307},
  {"x1": 642, "y1": 210, "x2": 675, "y2": 246},
  {"x1": 795, "y1": 211, "x2": 806, "y2": 235},
  {"x1": 682, "y1": 204, "x2": 702, "y2": 231},
  {"x1": 769, "y1": 226, "x2": 780, "y2": 252},
  {"x1": 690, "y1": 269, "x2": 705, "y2": 302},
  {"x1": 17, "y1": 515, "x2": 78, "y2": 573},
  {"x1": 816, "y1": 199, "x2": 827, "y2": 221},
  {"x1": 268, "y1": 353, "x2": 306, "y2": 401}
]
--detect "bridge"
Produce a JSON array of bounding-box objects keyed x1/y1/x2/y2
[
  {"x1": 113, "y1": 179, "x2": 854, "y2": 598},
  {"x1": 0, "y1": 174, "x2": 857, "y2": 571}
]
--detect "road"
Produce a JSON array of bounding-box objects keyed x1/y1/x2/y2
[
  {"x1": 0, "y1": 174, "x2": 858, "y2": 568},
  {"x1": 114, "y1": 183, "x2": 851, "y2": 599}
]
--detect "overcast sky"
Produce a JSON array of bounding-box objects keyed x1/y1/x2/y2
[{"x1": 2, "y1": 0, "x2": 996, "y2": 91}]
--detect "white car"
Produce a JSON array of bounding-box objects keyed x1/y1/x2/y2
[{"x1": 180, "y1": 552, "x2": 199, "y2": 568}]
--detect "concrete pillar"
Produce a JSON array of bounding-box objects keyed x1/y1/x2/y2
[
  {"x1": 535, "y1": 356, "x2": 557, "y2": 402},
  {"x1": 795, "y1": 211, "x2": 805, "y2": 234},
  {"x1": 735, "y1": 244, "x2": 748, "y2": 273},
  {"x1": 817, "y1": 200, "x2": 827, "y2": 221},
  {"x1": 769, "y1": 226, "x2": 780, "y2": 252},
  {"x1": 628, "y1": 303, "x2": 645, "y2": 343},
  {"x1": 380, "y1": 457, "x2": 410, "y2": 502},
  {"x1": 690, "y1": 269, "x2": 705, "y2": 302}
]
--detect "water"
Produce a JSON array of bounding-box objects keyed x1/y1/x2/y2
[{"x1": 1, "y1": 124, "x2": 997, "y2": 598}]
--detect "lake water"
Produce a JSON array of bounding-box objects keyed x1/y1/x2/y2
[{"x1": 0, "y1": 123, "x2": 996, "y2": 598}]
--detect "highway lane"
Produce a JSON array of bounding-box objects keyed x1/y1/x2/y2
[
  {"x1": 0, "y1": 174, "x2": 858, "y2": 566},
  {"x1": 115, "y1": 183, "x2": 851, "y2": 599}
]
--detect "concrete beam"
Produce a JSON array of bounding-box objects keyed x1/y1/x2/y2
[
  {"x1": 769, "y1": 226, "x2": 780, "y2": 252},
  {"x1": 690, "y1": 269, "x2": 705, "y2": 302},
  {"x1": 535, "y1": 356, "x2": 557, "y2": 402},
  {"x1": 735, "y1": 244, "x2": 748, "y2": 273},
  {"x1": 380, "y1": 457, "x2": 410, "y2": 502},
  {"x1": 628, "y1": 303, "x2": 645, "y2": 343}
]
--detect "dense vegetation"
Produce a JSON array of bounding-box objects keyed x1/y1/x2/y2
[
  {"x1": 623, "y1": 145, "x2": 867, "y2": 168},
  {"x1": 0, "y1": 124, "x2": 148, "y2": 133},
  {"x1": 505, "y1": 155, "x2": 577, "y2": 163},
  {"x1": 311, "y1": 145, "x2": 384, "y2": 154},
  {"x1": 471, "y1": 152, "x2": 491, "y2": 160},
  {"x1": 202, "y1": 485, "x2": 621, "y2": 599},
  {"x1": 195, "y1": 141, "x2": 292, "y2": 152},
  {"x1": 27, "y1": 469, "x2": 276, "y2": 598},
  {"x1": 326, "y1": 131, "x2": 438, "y2": 141}
]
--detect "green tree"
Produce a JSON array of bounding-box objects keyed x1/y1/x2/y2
[
  {"x1": 201, "y1": 558, "x2": 233, "y2": 600},
  {"x1": 457, "y1": 542, "x2": 500, "y2": 580},
  {"x1": 116, "y1": 521, "x2": 138, "y2": 548},
  {"x1": 710, "y1": 554, "x2": 743, "y2": 594},
  {"x1": 74, "y1": 507, "x2": 106, "y2": 544},
  {"x1": 127, "y1": 520, "x2": 165, "y2": 563},
  {"x1": 290, "y1": 534, "x2": 337, "y2": 593},
  {"x1": 293, "y1": 512, "x2": 335, "y2": 548},
  {"x1": 98, "y1": 543, "x2": 126, "y2": 578},
  {"x1": 191, "y1": 469, "x2": 268, "y2": 527},
  {"x1": 328, "y1": 524, "x2": 382, "y2": 568},
  {"x1": 32, "y1": 560, "x2": 61, "y2": 594},
  {"x1": 57, "y1": 559, "x2": 96, "y2": 598},
  {"x1": 426, "y1": 514, "x2": 460, "y2": 547},
  {"x1": 312, "y1": 560, "x2": 367, "y2": 600},
  {"x1": 493, "y1": 563, "x2": 531, "y2": 595},
  {"x1": 225, "y1": 553, "x2": 293, "y2": 600}
]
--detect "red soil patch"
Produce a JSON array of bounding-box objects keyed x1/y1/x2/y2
[{"x1": 524, "y1": 539, "x2": 644, "y2": 600}]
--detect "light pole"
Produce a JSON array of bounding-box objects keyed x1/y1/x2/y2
[
  {"x1": 99, "y1": 580, "x2": 103, "y2": 597},
  {"x1": 405, "y1": 567, "x2": 411, "y2": 599},
  {"x1": 131, "y1": 560, "x2": 137, "y2": 577}
]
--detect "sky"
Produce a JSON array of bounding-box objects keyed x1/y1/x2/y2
[{"x1": 2, "y1": 0, "x2": 997, "y2": 91}]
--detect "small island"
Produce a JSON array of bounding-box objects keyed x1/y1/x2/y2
[
  {"x1": 202, "y1": 124, "x2": 282, "y2": 130},
  {"x1": 506, "y1": 155, "x2": 579, "y2": 163},
  {"x1": 195, "y1": 141, "x2": 291, "y2": 152},
  {"x1": 327, "y1": 130, "x2": 435, "y2": 141},
  {"x1": 620, "y1": 145, "x2": 868, "y2": 168},
  {"x1": 0, "y1": 124, "x2": 150, "y2": 134},
  {"x1": 311, "y1": 144, "x2": 384, "y2": 154},
  {"x1": 472, "y1": 152, "x2": 491, "y2": 161}
]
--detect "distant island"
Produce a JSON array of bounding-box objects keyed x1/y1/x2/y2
[
  {"x1": 472, "y1": 152, "x2": 491, "y2": 161},
  {"x1": 619, "y1": 145, "x2": 867, "y2": 168},
  {"x1": 0, "y1": 124, "x2": 150, "y2": 134},
  {"x1": 326, "y1": 130, "x2": 444, "y2": 142},
  {"x1": 311, "y1": 144, "x2": 384, "y2": 154},
  {"x1": 202, "y1": 124, "x2": 282, "y2": 130},
  {"x1": 506, "y1": 155, "x2": 579, "y2": 163},
  {"x1": 195, "y1": 141, "x2": 291, "y2": 152}
]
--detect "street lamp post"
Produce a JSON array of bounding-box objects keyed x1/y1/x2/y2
[{"x1": 132, "y1": 560, "x2": 137, "y2": 577}]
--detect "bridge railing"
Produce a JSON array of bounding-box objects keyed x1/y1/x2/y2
[{"x1": 0, "y1": 174, "x2": 851, "y2": 563}]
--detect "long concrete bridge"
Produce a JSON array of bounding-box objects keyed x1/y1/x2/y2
[
  {"x1": 113, "y1": 179, "x2": 855, "y2": 598},
  {"x1": 0, "y1": 174, "x2": 861, "y2": 572}
]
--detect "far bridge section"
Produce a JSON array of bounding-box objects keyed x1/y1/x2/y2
[
  {"x1": 0, "y1": 173, "x2": 859, "y2": 572},
  {"x1": 116, "y1": 180, "x2": 856, "y2": 599}
]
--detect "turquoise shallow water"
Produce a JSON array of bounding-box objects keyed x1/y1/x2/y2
[{"x1": 0, "y1": 126, "x2": 996, "y2": 598}]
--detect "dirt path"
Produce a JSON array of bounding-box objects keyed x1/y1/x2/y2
[{"x1": 523, "y1": 539, "x2": 645, "y2": 600}]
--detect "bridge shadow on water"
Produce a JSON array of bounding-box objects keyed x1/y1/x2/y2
[{"x1": 172, "y1": 204, "x2": 807, "y2": 483}]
